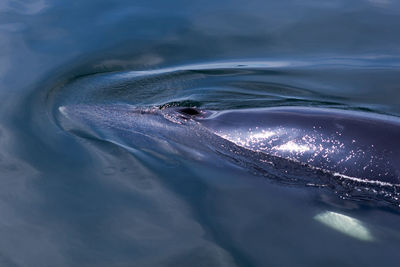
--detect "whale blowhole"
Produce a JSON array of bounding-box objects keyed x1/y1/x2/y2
[{"x1": 178, "y1": 107, "x2": 201, "y2": 116}]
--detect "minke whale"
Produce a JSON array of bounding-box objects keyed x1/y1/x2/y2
[{"x1": 58, "y1": 104, "x2": 400, "y2": 205}]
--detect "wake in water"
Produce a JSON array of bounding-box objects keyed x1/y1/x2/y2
[{"x1": 46, "y1": 60, "x2": 400, "y2": 208}]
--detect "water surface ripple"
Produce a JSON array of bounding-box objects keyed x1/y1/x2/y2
[{"x1": 51, "y1": 60, "x2": 400, "y2": 208}]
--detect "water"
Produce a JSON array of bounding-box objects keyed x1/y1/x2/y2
[{"x1": 2, "y1": 0, "x2": 400, "y2": 266}]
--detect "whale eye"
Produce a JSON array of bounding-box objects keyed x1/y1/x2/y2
[{"x1": 178, "y1": 107, "x2": 200, "y2": 116}]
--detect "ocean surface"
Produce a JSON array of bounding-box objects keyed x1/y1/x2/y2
[{"x1": 1, "y1": 0, "x2": 400, "y2": 266}]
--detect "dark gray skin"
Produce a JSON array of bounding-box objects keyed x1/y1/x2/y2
[
  {"x1": 178, "y1": 107, "x2": 400, "y2": 185},
  {"x1": 58, "y1": 104, "x2": 400, "y2": 205}
]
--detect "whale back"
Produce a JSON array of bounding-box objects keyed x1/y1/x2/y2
[{"x1": 194, "y1": 107, "x2": 400, "y2": 184}]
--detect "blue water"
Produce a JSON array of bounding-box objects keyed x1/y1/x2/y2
[{"x1": 2, "y1": 0, "x2": 400, "y2": 266}]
